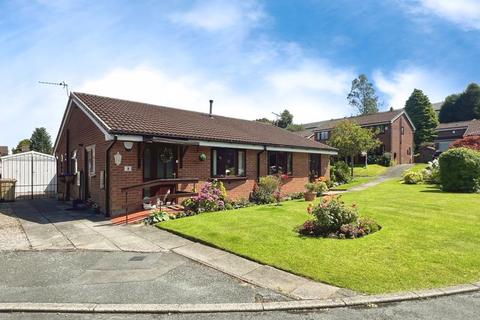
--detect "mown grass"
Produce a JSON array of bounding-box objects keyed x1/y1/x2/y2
[{"x1": 159, "y1": 178, "x2": 480, "y2": 294}]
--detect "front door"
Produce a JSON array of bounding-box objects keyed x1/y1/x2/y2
[
  {"x1": 143, "y1": 143, "x2": 178, "y2": 199},
  {"x1": 309, "y1": 154, "x2": 322, "y2": 182}
]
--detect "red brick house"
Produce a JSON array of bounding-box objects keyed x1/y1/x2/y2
[
  {"x1": 53, "y1": 93, "x2": 337, "y2": 216},
  {"x1": 435, "y1": 119, "x2": 480, "y2": 152},
  {"x1": 299, "y1": 109, "x2": 415, "y2": 164}
]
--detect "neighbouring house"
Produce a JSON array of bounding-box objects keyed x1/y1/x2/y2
[
  {"x1": 435, "y1": 119, "x2": 480, "y2": 152},
  {"x1": 53, "y1": 92, "x2": 337, "y2": 216},
  {"x1": 432, "y1": 102, "x2": 443, "y2": 116},
  {"x1": 298, "y1": 109, "x2": 415, "y2": 164}
]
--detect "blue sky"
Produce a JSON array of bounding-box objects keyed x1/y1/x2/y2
[{"x1": 1, "y1": 0, "x2": 479, "y2": 150}]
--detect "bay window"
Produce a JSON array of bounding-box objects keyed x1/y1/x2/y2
[
  {"x1": 268, "y1": 151, "x2": 292, "y2": 175},
  {"x1": 212, "y1": 148, "x2": 246, "y2": 177}
]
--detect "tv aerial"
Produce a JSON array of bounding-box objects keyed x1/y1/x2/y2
[{"x1": 38, "y1": 80, "x2": 69, "y2": 96}]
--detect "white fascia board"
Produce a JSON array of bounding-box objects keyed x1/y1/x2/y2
[
  {"x1": 266, "y1": 146, "x2": 337, "y2": 155},
  {"x1": 198, "y1": 141, "x2": 265, "y2": 150},
  {"x1": 114, "y1": 135, "x2": 143, "y2": 142}
]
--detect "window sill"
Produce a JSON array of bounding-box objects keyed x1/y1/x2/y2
[{"x1": 210, "y1": 176, "x2": 248, "y2": 181}]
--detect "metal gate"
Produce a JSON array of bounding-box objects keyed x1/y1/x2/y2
[{"x1": 0, "y1": 151, "x2": 57, "y2": 199}]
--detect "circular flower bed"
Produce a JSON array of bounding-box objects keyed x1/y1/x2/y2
[{"x1": 298, "y1": 196, "x2": 381, "y2": 239}]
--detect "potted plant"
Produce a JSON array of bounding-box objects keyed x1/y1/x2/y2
[{"x1": 304, "y1": 183, "x2": 317, "y2": 201}]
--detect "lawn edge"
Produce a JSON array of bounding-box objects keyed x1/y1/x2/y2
[{"x1": 1, "y1": 284, "x2": 478, "y2": 314}]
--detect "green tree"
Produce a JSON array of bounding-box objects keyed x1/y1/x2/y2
[
  {"x1": 12, "y1": 139, "x2": 31, "y2": 154},
  {"x1": 256, "y1": 117, "x2": 273, "y2": 125},
  {"x1": 30, "y1": 127, "x2": 53, "y2": 154},
  {"x1": 329, "y1": 120, "x2": 380, "y2": 176},
  {"x1": 439, "y1": 83, "x2": 480, "y2": 123},
  {"x1": 286, "y1": 123, "x2": 305, "y2": 132},
  {"x1": 275, "y1": 110, "x2": 294, "y2": 129},
  {"x1": 438, "y1": 94, "x2": 460, "y2": 123},
  {"x1": 405, "y1": 89, "x2": 438, "y2": 150},
  {"x1": 347, "y1": 74, "x2": 379, "y2": 115}
]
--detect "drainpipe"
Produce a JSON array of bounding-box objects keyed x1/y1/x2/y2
[
  {"x1": 105, "y1": 136, "x2": 117, "y2": 217},
  {"x1": 256, "y1": 146, "x2": 267, "y2": 181}
]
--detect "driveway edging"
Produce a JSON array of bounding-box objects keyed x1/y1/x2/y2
[{"x1": 1, "y1": 283, "x2": 478, "y2": 314}]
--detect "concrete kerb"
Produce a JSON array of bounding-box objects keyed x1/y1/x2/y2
[{"x1": 0, "y1": 283, "x2": 478, "y2": 314}]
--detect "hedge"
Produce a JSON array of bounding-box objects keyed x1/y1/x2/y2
[{"x1": 439, "y1": 147, "x2": 480, "y2": 192}]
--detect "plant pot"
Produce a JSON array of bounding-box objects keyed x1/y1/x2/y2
[{"x1": 304, "y1": 192, "x2": 316, "y2": 202}]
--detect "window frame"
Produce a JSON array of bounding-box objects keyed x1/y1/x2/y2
[
  {"x1": 85, "y1": 145, "x2": 96, "y2": 177},
  {"x1": 211, "y1": 148, "x2": 247, "y2": 178},
  {"x1": 267, "y1": 151, "x2": 293, "y2": 176}
]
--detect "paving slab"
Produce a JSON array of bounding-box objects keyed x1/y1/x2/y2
[
  {"x1": 290, "y1": 280, "x2": 340, "y2": 299},
  {"x1": 173, "y1": 242, "x2": 228, "y2": 261},
  {"x1": 205, "y1": 251, "x2": 261, "y2": 276},
  {"x1": 439, "y1": 284, "x2": 479, "y2": 295},
  {"x1": 243, "y1": 266, "x2": 309, "y2": 295}
]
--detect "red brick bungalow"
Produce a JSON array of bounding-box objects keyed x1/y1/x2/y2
[
  {"x1": 53, "y1": 93, "x2": 337, "y2": 216},
  {"x1": 299, "y1": 109, "x2": 415, "y2": 165}
]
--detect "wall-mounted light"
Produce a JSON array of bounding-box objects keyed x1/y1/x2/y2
[{"x1": 123, "y1": 141, "x2": 134, "y2": 151}]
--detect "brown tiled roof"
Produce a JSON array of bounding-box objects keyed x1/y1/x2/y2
[
  {"x1": 72, "y1": 92, "x2": 335, "y2": 151},
  {"x1": 436, "y1": 119, "x2": 480, "y2": 137},
  {"x1": 301, "y1": 109, "x2": 405, "y2": 135}
]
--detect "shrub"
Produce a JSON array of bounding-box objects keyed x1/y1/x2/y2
[
  {"x1": 311, "y1": 196, "x2": 358, "y2": 233},
  {"x1": 439, "y1": 147, "x2": 480, "y2": 192},
  {"x1": 289, "y1": 192, "x2": 305, "y2": 200},
  {"x1": 304, "y1": 181, "x2": 329, "y2": 194},
  {"x1": 451, "y1": 135, "x2": 480, "y2": 151},
  {"x1": 298, "y1": 197, "x2": 381, "y2": 239},
  {"x1": 252, "y1": 175, "x2": 281, "y2": 204},
  {"x1": 422, "y1": 159, "x2": 440, "y2": 184},
  {"x1": 182, "y1": 180, "x2": 227, "y2": 214},
  {"x1": 377, "y1": 152, "x2": 393, "y2": 167},
  {"x1": 144, "y1": 210, "x2": 170, "y2": 225},
  {"x1": 403, "y1": 170, "x2": 424, "y2": 184},
  {"x1": 331, "y1": 161, "x2": 351, "y2": 184}
]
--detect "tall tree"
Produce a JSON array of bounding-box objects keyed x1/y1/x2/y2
[
  {"x1": 439, "y1": 83, "x2": 480, "y2": 123},
  {"x1": 12, "y1": 139, "x2": 31, "y2": 154},
  {"x1": 256, "y1": 118, "x2": 273, "y2": 125},
  {"x1": 347, "y1": 74, "x2": 379, "y2": 115},
  {"x1": 329, "y1": 120, "x2": 380, "y2": 176},
  {"x1": 275, "y1": 110, "x2": 294, "y2": 129},
  {"x1": 30, "y1": 127, "x2": 53, "y2": 154},
  {"x1": 405, "y1": 89, "x2": 439, "y2": 150},
  {"x1": 438, "y1": 94, "x2": 460, "y2": 123},
  {"x1": 286, "y1": 123, "x2": 305, "y2": 132}
]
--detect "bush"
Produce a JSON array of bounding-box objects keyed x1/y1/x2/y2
[
  {"x1": 251, "y1": 175, "x2": 281, "y2": 204},
  {"x1": 439, "y1": 147, "x2": 480, "y2": 192},
  {"x1": 289, "y1": 192, "x2": 305, "y2": 200},
  {"x1": 304, "y1": 181, "x2": 329, "y2": 194},
  {"x1": 144, "y1": 210, "x2": 170, "y2": 225},
  {"x1": 182, "y1": 180, "x2": 227, "y2": 214},
  {"x1": 311, "y1": 197, "x2": 358, "y2": 233},
  {"x1": 298, "y1": 196, "x2": 381, "y2": 239},
  {"x1": 377, "y1": 152, "x2": 393, "y2": 167},
  {"x1": 403, "y1": 170, "x2": 424, "y2": 184},
  {"x1": 331, "y1": 161, "x2": 351, "y2": 184},
  {"x1": 451, "y1": 135, "x2": 480, "y2": 151},
  {"x1": 422, "y1": 159, "x2": 440, "y2": 184}
]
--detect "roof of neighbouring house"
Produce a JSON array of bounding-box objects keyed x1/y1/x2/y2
[
  {"x1": 436, "y1": 119, "x2": 480, "y2": 136},
  {"x1": 432, "y1": 102, "x2": 443, "y2": 112},
  {"x1": 68, "y1": 92, "x2": 336, "y2": 152},
  {"x1": 298, "y1": 109, "x2": 409, "y2": 138}
]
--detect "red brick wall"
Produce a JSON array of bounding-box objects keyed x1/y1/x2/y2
[
  {"x1": 55, "y1": 103, "x2": 109, "y2": 211},
  {"x1": 390, "y1": 114, "x2": 414, "y2": 164}
]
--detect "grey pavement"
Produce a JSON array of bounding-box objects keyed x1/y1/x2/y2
[
  {"x1": 1, "y1": 199, "x2": 349, "y2": 300},
  {"x1": 0, "y1": 291, "x2": 479, "y2": 320},
  {"x1": 348, "y1": 163, "x2": 413, "y2": 191},
  {"x1": 0, "y1": 250, "x2": 288, "y2": 304}
]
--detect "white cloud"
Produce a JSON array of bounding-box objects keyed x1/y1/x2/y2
[
  {"x1": 399, "y1": 0, "x2": 480, "y2": 30},
  {"x1": 373, "y1": 67, "x2": 455, "y2": 108},
  {"x1": 169, "y1": 0, "x2": 266, "y2": 32},
  {"x1": 79, "y1": 61, "x2": 355, "y2": 125}
]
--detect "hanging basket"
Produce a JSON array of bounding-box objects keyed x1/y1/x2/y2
[{"x1": 199, "y1": 153, "x2": 207, "y2": 161}]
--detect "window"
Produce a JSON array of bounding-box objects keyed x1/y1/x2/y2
[
  {"x1": 212, "y1": 148, "x2": 246, "y2": 177},
  {"x1": 268, "y1": 152, "x2": 293, "y2": 175},
  {"x1": 70, "y1": 149, "x2": 78, "y2": 174},
  {"x1": 378, "y1": 125, "x2": 386, "y2": 134},
  {"x1": 401, "y1": 127, "x2": 405, "y2": 135},
  {"x1": 86, "y1": 145, "x2": 95, "y2": 176},
  {"x1": 320, "y1": 131, "x2": 329, "y2": 140}
]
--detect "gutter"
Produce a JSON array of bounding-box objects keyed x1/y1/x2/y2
[{"x1": 104, "y1": 136, "x2": 117, "y2": 217}]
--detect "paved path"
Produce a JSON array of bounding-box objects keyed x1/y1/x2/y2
[
  {"x1": 0, "y1": 291, "x2": 479, "y2": 320},
  {"x1": 348, "y1": 164, "x2": 413, "y2": 191},
  {"x1": 1, "y1": 199, "x2": 351, "y2": 300}
]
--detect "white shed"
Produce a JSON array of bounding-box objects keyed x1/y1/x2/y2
[{"x1": 0, "y1": 151, "x2": 57, "y2": 199}]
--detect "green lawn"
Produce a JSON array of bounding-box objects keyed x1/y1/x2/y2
[
  {"x1": 332, "y1": 164, "x2": 388, "y2": 190},
  {"x1": 159, "y1": 179, "x2": 480, "y2": 294}
]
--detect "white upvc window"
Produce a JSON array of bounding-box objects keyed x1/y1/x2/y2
[{"x1": 86, "y1": 145, "x2": 96, "y2": 177}]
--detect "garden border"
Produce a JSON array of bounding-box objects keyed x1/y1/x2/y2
[{"x1": 0, "y1": 283, "x2": 478, "y2": 314}]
